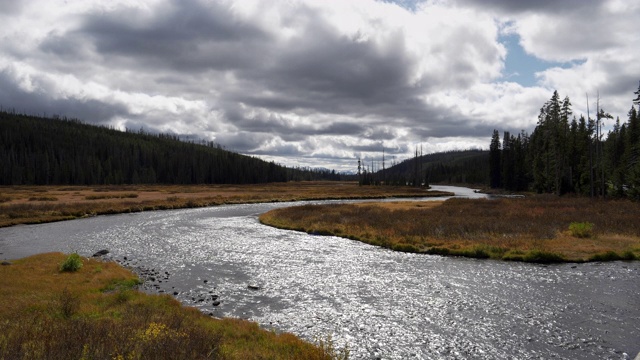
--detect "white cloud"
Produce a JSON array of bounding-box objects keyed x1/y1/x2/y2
[{"x1": 0, "y1": 0, "x2": 638, "y2": 171}]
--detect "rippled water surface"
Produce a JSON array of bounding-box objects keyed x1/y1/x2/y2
[{"x1": 1, "y1": 186, "x2": 639, "y2": 359}]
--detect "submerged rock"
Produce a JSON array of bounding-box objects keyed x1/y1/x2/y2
[{"x1": 247, "y1": 284, "x2": 261, "y2": 290}]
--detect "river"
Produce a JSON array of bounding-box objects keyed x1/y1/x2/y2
[{"x1": 1, "y1": 186, "x2": 638, "y2": 359}]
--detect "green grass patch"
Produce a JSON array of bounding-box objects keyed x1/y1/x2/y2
[
  {"x1": 522, "y1": 250, "x2": 565, "y2": 263},
  {"x1": 589, "y1": 250, "x2": 636, "y2": 262},
  {"x1": 102, "y1": 278, "x2": 142, "y2": 292},
  {"x1": 569, "y1": 222, "x2": 594, "y2": 238}
]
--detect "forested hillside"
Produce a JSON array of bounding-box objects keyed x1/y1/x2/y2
[
  {"x1": 0, "y1": 111, "x2": 337, "y2": 185},
  {"x1": 490, "y1": 83, "x2": 640, "y2": 199},
  {"x1": 358, "y1": 150, "x2": 489, "y2": 186}
]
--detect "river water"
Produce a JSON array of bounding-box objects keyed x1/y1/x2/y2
[{"x1": 1, "y1": 186, "x2": 638, "y2": 359}]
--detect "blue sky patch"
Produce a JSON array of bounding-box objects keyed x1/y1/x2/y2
[{"x1": 499, "y1": 32, "x2": 583, "y2": 87}]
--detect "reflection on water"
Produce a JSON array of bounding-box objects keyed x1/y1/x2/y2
[{"x1": 1, "y1": 187, "x2": 638, "y2": 359}]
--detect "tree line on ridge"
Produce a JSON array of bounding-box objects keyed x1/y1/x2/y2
[
  {"x1": 490, "y1": 83, "x2": 640, "y2": 199},
  {"x1": 0, "y1": 111, "x2": 341, "y2": 185}
]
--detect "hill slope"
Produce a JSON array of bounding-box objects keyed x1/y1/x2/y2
[
  {"x1": 0, "y1": 111, "x2": 294, "y2": 185},
  {"x1": 382, "y1": 150, "x2": 489, "y2": 185}
]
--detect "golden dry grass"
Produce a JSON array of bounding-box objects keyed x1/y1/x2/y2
[
  {"x1": 260, "y1": 196, "x2": 640, "y2": 263},
  {"x1": 0, "y1": 182, "x2": 450, "y2": 228},
  {"x1": 0, "y1": 253, "x2": 346, "y2": 360}
]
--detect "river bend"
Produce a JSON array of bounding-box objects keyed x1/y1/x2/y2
[{"x1": 1, "y1": 186, "x2": 638, "y2": 359}]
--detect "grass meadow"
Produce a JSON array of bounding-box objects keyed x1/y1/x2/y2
[
  {"x1": 259, "y1": 196, "x2": 640, "y2": 263},
  {"x1": 0, "y1": 253, "x2": 347, "y2": 360},
  {"x1": 0, "y1": 182, "x2": 450, "y2": 228}
]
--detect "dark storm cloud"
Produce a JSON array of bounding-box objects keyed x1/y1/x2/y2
[
  {"x1": 220, "y1": 6, "x2": 428, "y2": 122},
  {"x1": 39, "y1": 33, "x2": 87, "y2": 60},
  {"x1": 0, "y1": 1, "x2": 24, "y2": 15},
  {"x1": 0, "y1": 69, "x2": 128, "y2": 124},
  {"x1": 224, "y1": 103, "x2": 367, "y2": 139},
  {"x1": 267, "y1": 29, "x2": 414, "y2": 103},
  {"x1": 77, "y1": 0, "x2": 271, "y2": 72},
  {"x1": 454, "y1": 0, "x2": 602, "y2": 14}
]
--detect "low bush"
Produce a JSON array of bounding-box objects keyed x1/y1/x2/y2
[
  {"x1": 59, "y1": 253, "x2": 83, "y2": 272},
  {"x1": 569, "y1": 222, "x2": 594, "y2": 238}
]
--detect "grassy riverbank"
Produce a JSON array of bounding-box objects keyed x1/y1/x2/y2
[
  {"x1": 0, "y1": 252, "x2": 347, "y2": 359},
  {"x1": 0, "y1": 182, "x2": 450, "y2": 228},
  {"x1": 259, "y1": 196, "x2": 640, "y2": 263}
]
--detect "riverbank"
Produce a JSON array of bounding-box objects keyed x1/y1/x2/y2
[
  {"x1": 0, "y1": 252, "x2": 346, "y2": 359},
  {"x1": 259, "y1": 196, "x2": 640, "y2": 263},
  {"x1": 0, "y1": 182, "x2": 450, "y2": 228}
]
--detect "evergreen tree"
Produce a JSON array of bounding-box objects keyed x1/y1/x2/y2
[
  {"x1": 489, "y1": 129, "x2": 501, "y2": 188},
  {"x1": 501, "y1": 131, "x2": 513, "y2": 190},
  {"x1": 605, "y1": 117, "x2": 627, "y2": 196},
  {"x1": 625, "y1": 105, "x2": 640, "y2": 199},
  {"x1": 491, "y1": 83, "x2": 640, "y2": 200}
]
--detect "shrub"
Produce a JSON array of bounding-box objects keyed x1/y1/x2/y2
[
  {"x1": 60, "y1": 253, "x2": 83, "y2": 272},
  {"x1": 569, "y1": 222, "x2": 594, "y2": 238}
]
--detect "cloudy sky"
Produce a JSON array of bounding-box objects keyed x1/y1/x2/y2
[{"x1": 1, "y1": 0, "x2": 639, "y2": 171}]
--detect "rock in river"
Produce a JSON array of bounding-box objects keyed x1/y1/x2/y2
[{"x1": 92, "y1": 249, "x2": 109, "y2": 257}]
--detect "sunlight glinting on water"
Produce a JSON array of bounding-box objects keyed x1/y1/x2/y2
[{"x1": 1, "y1": 187, "x2": 638, "y2": 359}]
